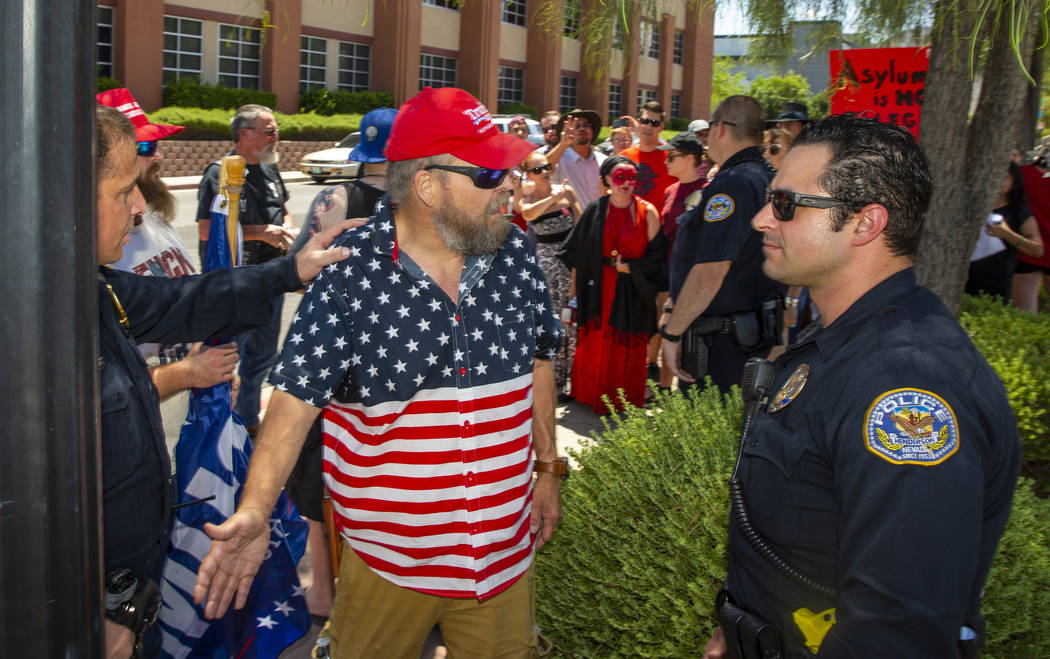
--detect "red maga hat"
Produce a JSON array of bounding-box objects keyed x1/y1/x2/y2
[
  {"x1": 385, "y1": 87, "x2": 533, "y2": 169},
  {"x1": 96, "y1": 88, "x2": 185, "y2": 141}
]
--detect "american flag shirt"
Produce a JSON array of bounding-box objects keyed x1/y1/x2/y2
[{"x1": 269, "y1": 196, "x2": 563, "y2": 601}]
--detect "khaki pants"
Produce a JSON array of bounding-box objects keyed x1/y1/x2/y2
[{"x1": 326, "y1": 545, "x2": 550, "y2": 659}]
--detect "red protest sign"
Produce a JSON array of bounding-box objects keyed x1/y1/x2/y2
[{"x1": 829, "y1": 47, "x2": 930, "y2": 138}]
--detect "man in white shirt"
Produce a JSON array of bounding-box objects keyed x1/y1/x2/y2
[{"x1": 550, "y1": 108, "x2": 607, "y2": 208}]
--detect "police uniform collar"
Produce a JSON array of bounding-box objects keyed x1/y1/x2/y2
[
  {"x1": 809, "y1": 268, "x2": 918, "y2": 361},
  {"x1": 719, "y1": 145, "x2": 775, "y2": 173}
]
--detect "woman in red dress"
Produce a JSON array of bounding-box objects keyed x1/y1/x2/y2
[{"x1": 558, "y1": 156, "x2": 665, "y2": 413}]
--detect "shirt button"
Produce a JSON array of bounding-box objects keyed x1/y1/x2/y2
[
  {"x1": 115, "y1": 392, "x2": 123, "y2": 401},
  {"x1": 466, "y1": 472, "x2": 475, "y2": 484},
  {"x1": 459, "y1": 367, "x2": 467, "y2": 375}
]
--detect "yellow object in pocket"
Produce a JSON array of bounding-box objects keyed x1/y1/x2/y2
[{"x1": 793, "y1": 606, "x2": 837, "y2": 654}]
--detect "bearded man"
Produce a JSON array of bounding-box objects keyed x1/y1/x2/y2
[
  {"x1": 193, "y1": 87, "x2": 566, "y2": 658},
  {"x1": 196, "y1": 103, "x2": 296, "y2": 436}
]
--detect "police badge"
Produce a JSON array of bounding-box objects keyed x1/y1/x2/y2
[{"x1": 768, "y1": 363, "x2": 809, "y2": 413}]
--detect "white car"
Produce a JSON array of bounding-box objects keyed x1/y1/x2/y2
[
  {"x1": 299, "y1": 132, "x2": 362, "y2": 183},
  {"x1": 491, "y1": 115, "x2": 545, "y2": 147}
]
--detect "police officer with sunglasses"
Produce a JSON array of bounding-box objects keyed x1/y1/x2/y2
[
  {"x1": 704, "y1": 115, "x2": 1021, "y2": 659},
  {"x1": 660, "y1": 95, "x2": 784, "y2": 392}
]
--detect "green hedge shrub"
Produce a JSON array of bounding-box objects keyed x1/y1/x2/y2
[
  {"x1": 497, "y1": 102, "x2": 539, "y2": 118},
  {"x1": 162, "y1": 78, "x2": 277, "y2": 111},
  {"x1": 147, "y1": 107, "x2": 362, "y2": 141},
  {"x1": 667, "y1": 117, "x2": 691, "y2": 131},
  {"x1": 960, "y1": 294, "x2": 1050, "y2": 461},
  {"x1": 98, "y1": 76, "x2": 122, "y2": 92},
  {"x1": 536, "y1": 384, "x2": 1050, "y2": 658},
  {"x1": 300, "y1": 88, "x2": 395, "y2": 115}
]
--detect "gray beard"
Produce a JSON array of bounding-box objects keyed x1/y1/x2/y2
[
  {"x1": 434, "y1": 193, "x2": 512, "y2": 255},
  {"x1": 259, "y1": 148, "x2": 279, "y2": 165}
]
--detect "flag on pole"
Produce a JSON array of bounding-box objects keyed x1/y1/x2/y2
[{"x1": 158, "y1": 165, "x2": 309, "y2": 658}]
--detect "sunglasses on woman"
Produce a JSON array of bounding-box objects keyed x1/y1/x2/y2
[
  {"x1": 528, "y1": 163, "x2": 553, "y2": 175},
  {"x1": 760, "y1": 143, "x2": 784, "y2": 156},
  {"x1": 610, "y1": 169, "x2": 637, "y2": 186},
  {"x1": 136, "y1": 141, "x2": 158, "y2": 157},
  {"x1": 765, "y1": 188, "x2": 851, "y2": 221},
  {"x1": 424, "y1": 164, "x2": 510, "y2": 189}
]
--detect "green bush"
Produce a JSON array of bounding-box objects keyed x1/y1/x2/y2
[
  {"x1": 97, "y1": 75, "x2": 122, "y2": 92},
  {"x1": 536, "y1": 383, "x2": 1050, "y2": 658},
  {"x1": 536, "y1": 384, "x2": 740, "y2": 657},
  {"x1": 498, "y1": 102, "x2": 539, "y2": 118},
  {"x1": 162, "y1": 78, "x2": 277, "y2": 111},
  {"x1": 300, "y1": 88, "x2": 396, "y2": 115},
  {"x1": 147, "y1": 107, "x2": 362, "y2": 141},
  {"x1": 960, "y1": 294, "x2": 1050, "y2": 460},
  {"x1": 667, "y1": 117, "x2": 691, "y2": 131}
]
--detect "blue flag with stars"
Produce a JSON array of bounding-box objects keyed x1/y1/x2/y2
[{"x1": 157, "y1": 184, "x2": 309, "y2": 658}]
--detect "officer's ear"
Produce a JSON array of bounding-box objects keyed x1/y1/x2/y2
[{"x1": 850, "y1": 203, "x2": 889, "y2": 247}]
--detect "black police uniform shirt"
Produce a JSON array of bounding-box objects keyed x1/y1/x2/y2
[
  {"x1": 99, "y1": 256, "x2": 302, "y2": 586},
  {"x1": 668, "y1": 146, "x2": 781, "y2": 316},
  {"x1": 196, "y1": 155, "x2": 288, "y2": 265},
  {"x1": 725, "y1": 269, "x2": 1021, "y2": 657}
]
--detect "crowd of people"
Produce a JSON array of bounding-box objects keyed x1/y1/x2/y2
[{"x1": 89, "y1": 84, "x2": 1027, "y2": 659}]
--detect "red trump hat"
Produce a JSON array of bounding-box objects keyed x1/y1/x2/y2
[
  {"x1": 384, "y1": 87, "x2": 533, "y2": 169},
  {"x1": 96, "y1": 88, "x2": 185, "y2": 141}
]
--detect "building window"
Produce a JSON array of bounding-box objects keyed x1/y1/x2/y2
[
  {"x1": 420, "y1": 53, "x2": 457, "y2": 90},
  {"x1": 609, "y1": 83, "x2": 622, "y2": 118},
  {"x1": 217, "y1": 24, "x2": 261, "y2": 89},
  {"x1": 300, "y1": 36, "x2": 327, "y2": 93},
  {"x1": 559, "y1": 76, "x2": 578, "y2": 113},
  {"x1": 636, "y1": 88, "x2": 657, "y2": 114},
  {"x1": 671, "y1": 93, "x2": 680, "y2": 119},
  {"x1": 163, "y1": 17, "x2": 203, "y2": 83},
  {"x1": 673, "y1": 32, "x2": 684, "y2": 65},
  {"x1": 563, "y1": 0, "x2": 580, "y2": 38},
  {"x1": 502, "y1": 0, "x2": 527, "y2": 26},
  {"x1": 338, "y1": 42, "x2": 371, "y2": 93},
  {"x1": 423, "y1": 0, "x2": 458, "y2": 9},
  {"x1": 97, "y1": 5, "x2": 114, "y2": 78},
  {"x1": 498, "y1": 66, "x2": 525, "y2": 105},
  {"x1": 647, "y1": 22, "x2": 660, "y2": 59},
  {"x1": 612, "y1": 19, "x2": 625, "y2": 52}
]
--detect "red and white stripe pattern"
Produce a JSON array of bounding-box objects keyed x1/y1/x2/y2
[{"x1": 322, "y1": 372, "x2": 536, "y2": 600}]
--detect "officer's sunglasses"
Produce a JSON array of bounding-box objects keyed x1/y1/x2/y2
[
  {"x1": 766, "y1": 188, "x2": 851, "y2": 221},
  {"x1": 137, "y1": 141, "x2": 158, "y2": 157},
  {"x1": 425, "y1": 164, "x2": 509, "y2": 189}
]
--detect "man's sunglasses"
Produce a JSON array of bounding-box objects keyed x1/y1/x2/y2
[
  {"x1": 610, "y1": 169, "x2": 637, "y2": 186},
  {"x1": 527, "y1": 163, "x2": 553, "y2": 175},
  {"x1": 760, "y1": 143, "x2": 784, "y2": 156},
  {"x1": 137, "y1": 141, "x2": 158, "y2": 157},
  {"x1": 424, "y1": 164, "x2": 509, "y2": 189},
  {"x1": 765, "y1": 188, "x2": 851, "y2": 221},
  {"x1": 638, "y1": 117, "x2": 663, "y2": 127}
]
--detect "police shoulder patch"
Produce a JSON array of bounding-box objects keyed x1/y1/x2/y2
[
  {"x1": 704, "y1": 193, "x2": 735, "y2": 222},
  {"x1": 864, "y1": 388, "x2": 959, "y2": 466}
]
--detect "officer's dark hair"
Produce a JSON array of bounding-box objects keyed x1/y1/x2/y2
[
  {"x1": 711, "y1": 95, "x2": 764, "y2": 143},
  {"x1": 599, "y1": 155, "x2": 637, "y2": 186},
  {"x1": 96, "y1": 104, "x2": 136, "y2": 180},
  {"x1": 230, "y1": 103, "x2": 274, "y2": 142},
  {"x1": 795, "y1": 114, "x2": 932, "y2": 257}
]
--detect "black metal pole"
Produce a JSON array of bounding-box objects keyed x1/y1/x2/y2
[{"x1": 1, "y1": 1, "x2": 102, "y2": 656}]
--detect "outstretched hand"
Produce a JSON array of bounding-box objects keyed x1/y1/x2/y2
[
  {"x1": 294, "y1": 218, "x2": 358, "y2": 285},
  {"x1": 193, "y1": 507, "x2": 271, "y2": 619}
]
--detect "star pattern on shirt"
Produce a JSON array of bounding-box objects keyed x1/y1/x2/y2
[{"x1": 268, "y1": 203, "x2": 564, "y2": 406}]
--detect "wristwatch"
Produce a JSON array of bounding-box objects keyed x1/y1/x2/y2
[
  {"x1": 658, "y1": 324, "x2": 682, "y2": 342},
  {"x1": 534, "y1": 457, "x2": 570, "y2": 481}
]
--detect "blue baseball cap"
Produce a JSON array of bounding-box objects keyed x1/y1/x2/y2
[{"x1": 350, "y1": 107, "x2": 397, "y2": 163}]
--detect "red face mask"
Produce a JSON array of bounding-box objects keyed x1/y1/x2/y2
[{"x1": 610, "y1": 168, "x2": 637, "y2": 186}]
